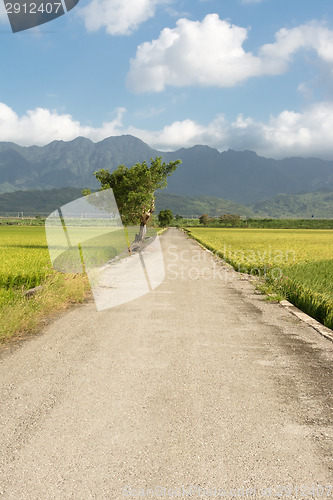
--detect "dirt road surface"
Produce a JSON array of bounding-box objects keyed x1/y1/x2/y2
[{"x1": 0, "y1": 228, "x2": 332, "y2": 499}]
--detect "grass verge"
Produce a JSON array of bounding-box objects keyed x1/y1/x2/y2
[
  {"x1": 184, "y1": 228, "x2": 333, "y2": 330},
  {"x1": 0, "y1": 271, "x2": 90, "y2": 344}
]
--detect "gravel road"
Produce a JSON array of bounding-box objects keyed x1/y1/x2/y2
[{"x1": 0, "y1": 228, "x2": 332, "y2": 499}]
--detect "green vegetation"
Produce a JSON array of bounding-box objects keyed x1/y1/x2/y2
[
  {"x1": 218, "y1": 214, "x2": 242, "y2": 227},
  {"x1": 0, "y1": 220, "x2": 159, "y2": 343},
  {"x1": 253, "y1": 190, "x2": 333, "y2": 218},
  {"x1": 0, "y1": 217, "x2": 45, "y2": 226},
  {"x1": 0, "y1": 188, "x2": 83, "y2": 216},
  {"x1": 267, "y1": 260, "x2": 333, "y2": 328},
  {"x1": 83, "y1": 157, "x2": 181, "y2": 241},
  {"x1": 1, "y1": 138, "x2": 333, "y2": 209},
  {"x1": 1, "y1": 188, "x2": 333, "y2": 220},
  {"x1": 0, "y1": 227, "x2": 51, "y2": 289},
  {"x1": 0, "y1": 189, "x2": 268, "y2": 219},
  {"x1": 155, "y1": 192, "x2": 255, "y2": 218},
  {"x1": 51, "y1": 225, "x2": 156, "y2": 272},
  {"x1": 198, "y1": 214, "x2": 211, "y2": 227},
  {"x1": 156, "y1": 190, "x2": 333, "y2": 219},
  {"x1": 186, "y1": 228, "x2": 333, "y2": 329},
  {"x1": 174, "y1": 217, "x2": 333, "y2": 229},
  {"x1": 158, "y1": 209, "x2": 173, "y2": 227},
  {"x1": 242, "y1": 218, "x2": 333, "y2": 229},
  {"x1": 0, "y1": 226, "x2": 89, "y2": 343},
  {"x1": 1, "y1": 212, "x2": 332, "y2": 343}
]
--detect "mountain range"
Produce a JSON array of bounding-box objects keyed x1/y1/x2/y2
[
  {"x1": 164, "y1": 146, "x2": 333, "y2": 204},
  {"x1": 0, "y1": 134, "x2": 333, "y2": 211}
]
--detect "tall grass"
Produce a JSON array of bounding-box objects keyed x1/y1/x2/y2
[
  {"x1": 0, "y1": 273, "x2": 89, "y2": 342},
  {"x1": 0, "y1": 224, "x2": 158, "y2": 342},
  {"x1": 186, "y1": 228, "x2": 333, "y2": 330},
  {"x1": 0, "y1": 226, "x2": 89, "y2": 343}
]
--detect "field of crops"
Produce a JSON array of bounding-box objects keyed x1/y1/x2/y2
[
  {"x1": 0, "y1": 224, "x2": 151, "y2": 288},
  {"x1": 0, "y1": 224, "x2": 158, "y2": 342},
  {"x1": 1, "y1": 224, "x2": 332, "y2": 341},
  {"x1": 187, "y1": 228, "x2": 333, "y2": 329},
  {"x1": 0, "y1": 225, "x2": 103, "y2": 342},
  {"x1": 0, "y1": 226, "x2": 51, "y2": 290}
]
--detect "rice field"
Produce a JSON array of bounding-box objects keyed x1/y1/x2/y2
[
  {"x1": 1, "y1": 224, "x2": 332, "y2": 341},
  {"x1": 0, "y1": 225, "x2": 88, "y2": 342},
  {"x1": 0, "y1": 224, "x2": 153, "y2": 288},
  {"x1": 0, "y1": 226, "x2": 51, "y2": 290},
  {"x1": 0, "y1": 224, "x2": 158, "y2": 342},
  {"x1": 186, "y1": 228, "x2": 333, "y2": 330}
]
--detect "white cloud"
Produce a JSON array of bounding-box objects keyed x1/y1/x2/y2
[
  {"x1": 128, "y1": 119, "x2": 214, "y2": 149},
  {"x1": 0, "y1": 103, "x2": 126, "y2": 145},
  {"x1": 127, "y1": 14, "x2": 264, "y2": 91},
  {"x1": 259, "y1": 103, "x2": 333, "y2": 158},
  {"x1": 2, "y1": 102, "x2": 333, "y2": 159},
  {"x1": 78, "y1": 0, "x2": 166, "y2": 35},
  {"x1": 127, "y1": 104, "x2": 333, "y2": 158},
  {"x1": 259, "y1": 22, "x2": 333, "y2": 67},
  {"x1": 127, "y1": 16, "x2": 333, "y2": 92}
]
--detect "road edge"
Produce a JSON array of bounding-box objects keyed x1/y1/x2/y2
[{"x1": 180, "y1": 227, "x2": 333, "y2": 343}]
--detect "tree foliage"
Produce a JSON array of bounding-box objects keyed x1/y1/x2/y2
[
  {"x1": 199, "y1": 214, "x2": 211, "y2": 227},
  {"x1": 158, "y1": 209, "x2": 173, "y2": 227},
  {"x1": 83, "y1": 157, "x2": 181, "y2": 232},
  {"x1": 218, "y1": 214, "x2": 241, "y2": 227}
]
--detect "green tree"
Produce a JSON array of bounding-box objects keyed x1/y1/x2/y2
[
  {"x1": 83, "y1": 157, "x2": 181, "y2": 242},
  {"x1": 199, "y1": 214, "x2": 211, "y2": 227},
  {"x1": 219, "y1": 214, "x2": 241, "y2": 227},
  {"x1": 158, "y1": 209, "x2": 173, "y2": 227}
]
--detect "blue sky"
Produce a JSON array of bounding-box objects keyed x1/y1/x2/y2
[{"x1": 1, "y1": 0, "x2": 333, "y2": 158}]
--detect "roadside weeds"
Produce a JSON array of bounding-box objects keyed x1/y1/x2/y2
[
  {"x1": 182, "y1": 228, "x2": 333, "y2": 341},
  {"x1": 0, "y1": 272, "x2": 90, "y2": 345}
]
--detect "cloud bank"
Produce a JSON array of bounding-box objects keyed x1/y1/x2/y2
[
  {"x1": 1, "y1": 102, "x2": 333, "y2": 159},
  {"x1": 127, "y1": 15, "x2": 333, "y2": 92},
  {"x1": 78, "y1": 0, "x2": 166, "y2": 35},
  {"x1": 0, "y1": 103, "x2": 126, "y2": 144}
]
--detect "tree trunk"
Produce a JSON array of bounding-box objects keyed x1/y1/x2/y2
[
  {"x1": 135, "y1": 213, "x2": 150, "y2": 242},
  {"x1": 137, "y1": 223, "x2": 147, "y2": 241}
]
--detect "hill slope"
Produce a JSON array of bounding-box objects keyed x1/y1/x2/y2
[
  {"x1": 0, "y1": 188, "x2": 332, "y2": 219},
  {"x1": 0, "y1": 187, "x2": 83, "y2": 215},
  {"x1": 155, "y1": 192, "x2": 255, "y2": 217},
  {"x1": 163, "y1": 147, "x2": 333, "y2": 204},
  {"x1": 252, "y1": 190, "x2": 333, "y2": 218},
  {"x1": 0, "y1": 135, "x2": 333, "y2": 204},
  {"x1": 0, "y1": 136, "x2": 156, "y2": 194}
]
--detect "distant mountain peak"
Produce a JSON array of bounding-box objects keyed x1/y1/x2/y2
[
  {"x1": 69, "y1": 136, "x2": 94, "y2": 144},
  {"x1": 0, "y1": 135, "x2": 332, "y2": 206},
  {"x1": 97, "y1": 134, "x2": 152, "y2": 146},
  {"x1": 224, "y1": 149, "x2": 259, "y2": 157}
]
